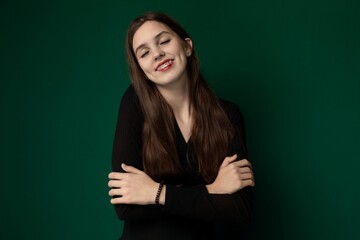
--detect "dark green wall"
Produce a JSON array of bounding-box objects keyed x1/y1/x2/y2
[{"x1": 1, "y1": 0, "x2": 359, "y2": 239}]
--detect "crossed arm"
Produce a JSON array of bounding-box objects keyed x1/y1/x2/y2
[
  {"x1": 108, "y1": 86, "x2": 255, "y2": 224},
  {"x1": 108, "y1": 154, "x2": 254, "y2": 205}
]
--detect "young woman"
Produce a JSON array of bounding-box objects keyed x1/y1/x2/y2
[{"x1": 108, "y1": 12, "x2": 255, "y2": 240}]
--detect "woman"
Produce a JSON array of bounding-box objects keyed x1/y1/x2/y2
[{"x1": 108, "y1": 12, "x2": 255, "y2": 240}]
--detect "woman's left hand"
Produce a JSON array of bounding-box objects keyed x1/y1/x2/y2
[{"x1": 108, "y1": 164, "x2": 158, "y2": 205}]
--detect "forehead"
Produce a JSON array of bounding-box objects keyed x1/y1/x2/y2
[{"x1": 132, "y1": 21, "x2": 174, "y2": 49}]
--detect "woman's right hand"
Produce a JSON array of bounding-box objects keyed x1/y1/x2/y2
[{"x1": 206, "y1": 154, "x2": 255, "y2": 194}]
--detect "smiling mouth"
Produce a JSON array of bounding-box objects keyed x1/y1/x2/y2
[{"x1": 156, "y1": 59, "x2": 174, "y2": 71}]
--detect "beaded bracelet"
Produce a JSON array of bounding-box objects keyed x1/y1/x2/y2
[{"x1": 155, "y1": 181, "x2": 164, "y2": 206}]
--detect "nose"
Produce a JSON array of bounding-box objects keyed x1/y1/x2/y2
[{"x1": 154, "y1": 48, "x2": 165, "y2": 61}]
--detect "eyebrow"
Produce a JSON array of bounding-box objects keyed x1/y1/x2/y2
[{"x1": 134, "y1": 31, "x2": 171, "y2": 55}]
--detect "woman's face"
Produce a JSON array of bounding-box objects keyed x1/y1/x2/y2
[{"x1": 132, "y1": 21, "x2": 192, "y2": 88}]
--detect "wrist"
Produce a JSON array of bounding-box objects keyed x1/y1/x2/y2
[
  {"x1": 155, "y1": 181, "x2": 165, "y2": 206},
  {"x1": 158, "y1": 185, "x2": 166, "y2": 205}
]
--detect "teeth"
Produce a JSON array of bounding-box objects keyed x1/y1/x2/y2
[{"x1": 157, "y1": 60, "x2": 172, "y2": 70}]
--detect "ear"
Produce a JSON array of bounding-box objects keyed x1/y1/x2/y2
[{"x1": 184, "y1": 38, "x2": 193, "y2": 57}]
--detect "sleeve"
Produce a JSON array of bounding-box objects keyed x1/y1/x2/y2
[
  {"x1": 111, "y1": 85, "x2": 219, "y2": 221},
  {"x1": 112, "y1": 91, "x2": 253, "y2": 225},
  {"x1": 111, "y1": 85, "x2": 167, "y2": 220},
  {"x1": 162, "y1": 102, "x2": 253, "y2": 226}
]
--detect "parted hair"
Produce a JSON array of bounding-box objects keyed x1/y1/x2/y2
[{"x1": 125, "y1": 12, "x2": 234, "y2": 184}]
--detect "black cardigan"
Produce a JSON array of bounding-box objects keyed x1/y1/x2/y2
[{"x1": 111, "y1": 85, "x2": 253, "y2": 240}]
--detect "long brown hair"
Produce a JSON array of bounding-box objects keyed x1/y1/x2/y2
[{"x1": 125, "y1": 12, "x2": 234, "y2": 184}]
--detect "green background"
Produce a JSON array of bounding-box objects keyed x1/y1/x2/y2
[{"x1": 1, "y1": 0, "x2": 359, "y2": 239}]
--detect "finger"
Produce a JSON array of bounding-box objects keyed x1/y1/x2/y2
[
  {"x1": 221, "y1": 154, "x2": 237, "y2": 168},
  {"x1": 108, "y1": 179, "x2": 125, "y2": 188},
  {"x1": 240, "y1": 172, "x2": 253, "y2": 180},
  {"x1": 233, "y1": 159, "x2": 252, "y2": 168},
  {"x1": 242, "y1": 179, "x2": 255, "y2": 187},
  {"x1": 239, "y1": 167, "x2": 252, "y2": 173},
  {"x1": 108, "y1": 172, "x2": 117, "y2": 179},
  {"x1": 108, "y1": 172, "x2": 127, "y2": 180},
  {"x1": 108, "y1": 188, "x2": 123, "y2": 197},
  {"x1": 108, "y1": 172, "x2": 124, "y2": 179},
  {"x1": 111, "y1": 196, "x2": 127, "y2": 204},
  {"x1": 110, "y1": 186, "x2": 129, "y2": 196},
  {"x1": 121, "y1": 163, "x2": 143, "y2": 174}
]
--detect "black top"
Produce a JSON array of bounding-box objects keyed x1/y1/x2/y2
[{"x1": 112, "y1": 85, "x2": 253, "y2": 240}]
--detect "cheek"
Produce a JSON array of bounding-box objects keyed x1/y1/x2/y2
[
  {"x1": 137, "y1": 61, "x2": 155, "y2": 80},
  {"x1": 176, "y1": 46, "x2": 188, "y2": 60},
  {"x1": 138, "y1": 61, "x2": 151, "y2": 73}
]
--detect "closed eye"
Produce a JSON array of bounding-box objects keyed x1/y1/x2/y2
[
  {"x1": 160, "y1": 39, "x2": 171, "y2": 45},
  {"x1": 140, "y1": 51, "x2": 149, "y2": 58}
]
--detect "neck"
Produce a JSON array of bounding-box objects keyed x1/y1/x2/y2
[
  {"x1": 156, "y1": 78, "x2": 191, "y2": 123},
  {"x1": 158, "y1": 81, "x2": 190, "y2": 113}
]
